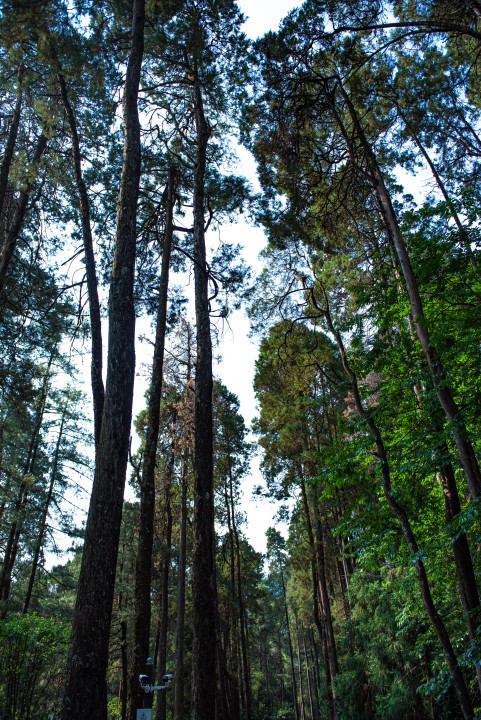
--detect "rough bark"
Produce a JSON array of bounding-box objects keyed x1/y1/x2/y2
[
  {"x1": 61, "y1": 2, "x2": 144, "y2": 718},
  {"x1": 191, "y1": 67, "x2": 216, "y2": 720},
  {"x1": 127, "y1": 165, "x2": 175, "y2": 720}
]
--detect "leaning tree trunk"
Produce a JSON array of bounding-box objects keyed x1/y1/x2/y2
[
  {"x1": 57, "y1": 71, "x2": 105, "y2": 446},
  {"x1": 61, "y1": 2, "x2": 144, "y2": 718},
  {"x1": 191, "y1": 66, "x2": 216, "y2": 720},
  {"x1": 334, "y1": 81, "x2": 481, "y2": 502},
  {"x1": 314, "y1": 280, "x2": 475, "y2": 720}
]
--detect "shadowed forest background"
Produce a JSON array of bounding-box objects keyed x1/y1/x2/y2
[{"x1": 2, "y1": 0, "x2": 481, "y2": 719}]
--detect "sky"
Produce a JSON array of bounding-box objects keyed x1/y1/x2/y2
[
  {"x1": 210, "y1": 1, "x2": 305, "y2": 552},
  {"x1": 69, "y1": 0, "x2": 305, "y2": 560},
  {"x1": 237, "y1": 0, "x2": 304, "y2": 38}
]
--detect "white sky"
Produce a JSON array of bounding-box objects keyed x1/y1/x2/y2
[
  {"x1": 67, "y1": 1, "x2": 304, "y2": 561},
  {"x1": 238, "y1": 0, "x2": 304, "y2": 37},
  {"x1": 211, "y1": 2, "x2": 305, "y2": 552}
]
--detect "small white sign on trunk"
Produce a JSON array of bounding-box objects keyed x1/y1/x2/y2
[{"x1": 136, "y1": 710, "x2": 152, "y2": 720}]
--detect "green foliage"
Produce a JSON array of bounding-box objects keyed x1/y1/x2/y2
[{"x1": 0, "y1": 613, "x2": 69, "y2": 719}]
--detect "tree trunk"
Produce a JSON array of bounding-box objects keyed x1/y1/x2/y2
[
  {"x1": 23, "y1": 403, "x2": 67, "y2": 614},
  {"x1": 155, "y1": 432, "x2": 175, "y2": 720},
  {"x1": 335, "y1": 81, "x2": 481, "y2": 501},
  {"x1": 191, "y1": 66, "x2": 216, "y2": 720},
  {"x1": 295, "y1": 615, "x2": 306, "y2": 720},
  {"x1": 127, "y1": 165, "x2": 176, "y2": 720},
  {"x1": 396, "y1": 102, "x2": 480, "y2": 279},
  {"x1": 0, "y1": 133, "x2": 48, "y2": 297},
  {"x1": 61, "y1": 2, "x2": 145, "y2": 718},
  {"x1": 0, "y1": 61, "x2": 24, "y2": 221},
  {"x1": 303, "y1": 631, "x2": 320, "y2": 720},
  {"x1": 437, "y1": 457, "x2": 481, "y2": 694},
  {"x1": 309, "y1": 483, "x2": 339, "y2": 684},
  {"x1": 316, "y1": 281, "x2": 475, "y2": 720},
  {"x1": 299, "y1": 480, "x2": 336, "y2": 720},
  {"x1": 228, "y1": 456, "x2": 252, "y2": 720},
  {"x1": 174, "y1": 451, "x2": 190, "y2": 720},
  {"x1": 57, "y1": 71, "x2": 105, "y2": 446},
  {"x1": 282, "y1": 573, "x2": 300, "y2": 720},
  {"x1": 0, "y1": 349, "x2": 53, "y2": 614}
]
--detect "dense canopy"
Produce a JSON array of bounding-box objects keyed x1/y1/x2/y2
[{"x1": 1, "y1": 0, "x2": 481, "y2": 719}]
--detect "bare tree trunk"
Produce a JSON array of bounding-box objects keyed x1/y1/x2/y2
[
  {"x1": 155, "y1": 433, "x2": 175, "y2": 720},
  {"x1": 309, "y1": 484, "x2": 338, "y2": 684},
  {"x1": 127, "y1": 165, "x2": 176, "y2": 720},
  {"x1": 191, "y1": 66, "x2": 216, "y2": 720},
  {"x1": 57, "y1": 71, "x2": 105, "y2": 445},
  {"x1": 295, "y1": 615, "x2": 306, "y2": 720},
  {"x1": 282, "y1": 573, "x2": 300, "y2": 720},
  {"x1": 228, "y1": 457, "x2": 252, "y2": 720},
  {"x1": 23, "y1": 403, "x2": 67, "y2": 613},
  {"x1": 437, "y1": 458, "x2": 481, "y2": 694},
  {"x1": 61, "y1": 2, "x2": 145, "y2": 717},
  {"x1": 303, "y1": 631, "x2": 320, "y2": 720}
]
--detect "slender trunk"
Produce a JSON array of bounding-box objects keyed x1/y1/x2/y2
[
  {"x1": 174, "y1": 456, "x2": 189, "y2": 720},
  {"x1": 174, "y1": 334, "x2": 193, "y2": 720},
  {"x1": 0, "y1": 61, "x2": 24, "y2": 220},
  {"x1": 223, "y1": 475, "x2": 241, "y2": 716},
  {"x1": 0, "y1": 133, "x2": 48, "y2": 296},
  {"x1": 335, "y1": 81, "x2": 481, "y2": 501},
  {"x1": 303, "y1": 631, "x2": 319, "y2": 720},
  {"x1": 437, "y1": 458, "x2": 481, "y2": 693},
  {"x1": 309, "y1": 484, "x2": 338, "y2": 680},
  {"x1": 61, "y1": 3, "x2": 145, "y2": 718},
  {"x1": 120, "y1": 620, "x2": 128, "y2": 720},
  {"x1": 300, "y1": 480, "x2": 336, "y2": 720},
  {"x1": 228, "y1": 456, "x2": 252, "y2": 720},
  {"x1": 0, "y1": 350, "x2": 53, "y2": 613},
  {"x1": 191, "y1": 67, "x2": 216, "y2": 720},
  {"x1": 23, "y1": 404, "x2": 67, "y2": 614},
  {"x1": 315, "y1": 281, "x2": 474, "y2": 719},
  {"x1": 127, "y1": 165, "x2": 175, "y2": 720},
  {"x1": 282, "y1": 574, "x2": 300, "y2": 720},
  {"x1": 57, "y1": 72, "x2": 105, "y2": 445},
  {"x1": 295, "y1": 616, "x2": 306, "y2": 720},
  {"x1": 396, "y1": 103, "x2": 480, "y2": 279},
  {"x1": 155, "y1": 434, "x2": 175, "y2": 720}
]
